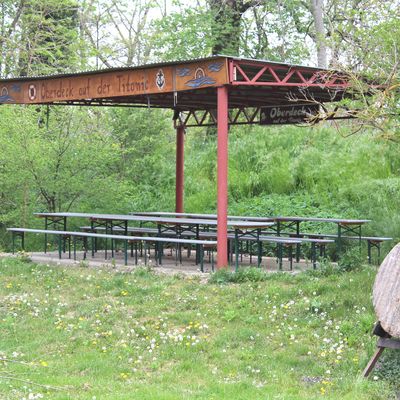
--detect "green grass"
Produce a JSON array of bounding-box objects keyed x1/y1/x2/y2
[{"x1": 0, "y1": 257, "x2": 397, "y2": 399}]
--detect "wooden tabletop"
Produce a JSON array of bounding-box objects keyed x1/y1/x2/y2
[
  {"x1": 131, "y1": 211, "x2": 370, "y2": 225},
  {"x1": 34, "y1": 212, "x2": 274, "y2": 229}
]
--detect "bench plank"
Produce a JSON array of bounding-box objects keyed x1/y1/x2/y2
[{"x1": 7, "y1": 228, "x2": 216, "y2": 246}]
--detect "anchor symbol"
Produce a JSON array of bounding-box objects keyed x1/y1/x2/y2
[{"x1": 156, "y1": 69, "x2": 165, "y2": 90}]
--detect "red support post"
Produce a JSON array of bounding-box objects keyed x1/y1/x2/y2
[
  {"x1": 175, "y1": 125, "x2": 185, "y2": 213},
  {"x1": 217, "y1": 86, "x2": 229, "y2": 268}
]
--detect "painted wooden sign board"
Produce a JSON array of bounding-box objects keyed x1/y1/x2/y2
[
  {"x1": 0, "y1": 58, "x2": 228, "y2": 105},
  {"x1": 260, "y1": 104, "x2": 319, "y2": 125},
  {"x1": 373, "y1": 242, "x2": 400, "y2": 338}
]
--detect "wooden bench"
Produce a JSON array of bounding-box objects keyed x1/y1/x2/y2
[
  {"x1": 80, "y1": 226, "x2": 158, "y2": 234},
  {"x1": 81, "y1": 225, "x2": 336, "y2": 270},
  {"x1": 7, "y1": 228, "x2": 216, "y2": 272},
  {"x1": 80, "y1": 226, "x2": 159, "y2": 259},
  {"x1": 196, "y1": 231, "x2": 333, "y2": 270},
  {"x1": 283, "y1": 232, "x2": 392, "y2": 264}
]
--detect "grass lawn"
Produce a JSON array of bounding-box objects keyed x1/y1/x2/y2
[{"x1": 0, "y1": 257, "x2": 397, "y2": 399}]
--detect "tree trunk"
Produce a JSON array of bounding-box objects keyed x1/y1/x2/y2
[
  {"x1": 310, "y1": 0, "x2": 327, "y2": 68},
  {"x1": 208, "y1": 0, "x2": 258, "y2": 56},
  {"x1": 206, "y1": 0, "x2": 258, "y2": 136}
]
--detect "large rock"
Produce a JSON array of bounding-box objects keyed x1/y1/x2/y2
[{"x1": 373, "y1": 243, "x2": 400, "y2": 338}]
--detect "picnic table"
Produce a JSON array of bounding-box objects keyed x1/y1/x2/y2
[
  {"x1": 34, "y1": 212, "x2": 274, "y2": 235},
  {"x1": 131, "y1": 211, "x2": 370, "y2": 258},
  {"x1": 34, "y1": 212, "x2": 274, "y2": 266},
  {"x1": 131, "y1": 211, "x2": 370, "y2": 235}
]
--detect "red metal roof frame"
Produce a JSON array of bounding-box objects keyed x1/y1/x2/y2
[
  {"x1": 0, "y1": 55, "x2": 364, "y2": 269},
  {"x1": 0, "y1": 56, "x2": 354, "y2": 123}
]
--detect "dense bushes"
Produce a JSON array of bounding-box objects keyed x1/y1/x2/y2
[{"x1": 0, "y1": 106, "x2": 399, "y2": 256}]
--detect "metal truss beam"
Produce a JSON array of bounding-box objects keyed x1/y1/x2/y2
[
  {"x1": 175, "y1": 107, "x2": 262, "y2": 128},
  {"x1": 229, "y1": 59, "x2": 351, "y2": 89},
  {"x1": 175, "y1": 105, "x2": 357, "y2": 128}
]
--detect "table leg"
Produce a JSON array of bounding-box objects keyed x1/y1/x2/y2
[
  {"x1": 235, "y1": 229, "x2": 239, "y2": 272},
  {"x1": 57, "y1": 235, "x2": 62, "y2": 259},
  {"x1": 195, "y1": 224, "x2": 200, "y2": 265},
  {"x1": 63, "y1": 217, "x2": 67, "y2": 253},
  {"x1": 83, "y1": 237, "x2": 87, "y2": 260},
  {"x1": 358, "y1": 224, "x2": 362, "y2": 254},
  {"x1": 157, "y1": 224, "x2": 162, "y2": 265},
  {"x1": 378, "y1": 244, "x2": 381, "y2": 264},
  {"x1": 363, "y1": 347, "x2": 385, "y2": 378},
  {"x1": 367, "y1": 241, "x2": 372, "y2": 264},
  {"x1": 311, "y1": 242, "x2": 316, "y2": 269},
  {"x1": 337, "y1": 224, "x2": 342, "y2": 258},
  {"x1": 110, "y1": 221, "x2": 114, "y2": 258},
  {"x1": 91, "y1": 220, "x2": 95, "y2": 258},
  {"x1": 296, "y1": 221, "x2": 301, "y2": 262},
  {"x1": 200, "y1": 245, "x2": 204, "y2": 273},
  {"x1": 105, "y1": 221, "x2": 108, "y2": 259},
  {"x1": 44, "y1": 216, "x2": 48, "y2": 254}
]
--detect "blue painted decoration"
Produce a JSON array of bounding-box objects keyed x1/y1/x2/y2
[
  {"x1": 208, "y1": 62, "x2": 223, "y2": 72},
  {"x1": 0, "y1": 87, "x2": 14, "y2": 103},
  {"x1": 185, "y1": 76, "x2": 216, "y2": 88},
  {"x1": 177, "y1": 68, "x2": 191, "y2": 77},
  {"x1": 185, "y1": 67, "x2": 217, "y2": 88}
]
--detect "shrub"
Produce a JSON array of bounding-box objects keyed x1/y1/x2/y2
[
  {"x1": 337, "y1": 249, "x2": 364, "y2": 272},
  {"x1": 375, "y1": 349, "x2": 400, "y2": 391},
  {"x1": 208, "y1": 267, "x2": 269, "y2": 284}
]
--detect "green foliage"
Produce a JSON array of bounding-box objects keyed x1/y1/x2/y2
[
  {"x1": 375, "y1": 350, "x2": 400, "y2": 391},
  {"x1": 307, "y1": 258, "x2": 336, "y2": 277},
  {"x1": 338, "y1": 250, "x2": 366, "y2": 273},
  {"x1": 20, "y1": 0, "x2": 80, "y2": 75},
  {"x1": 209, "y1": 267, "x2": 269, "y2": 284},
  {"x1": 1, "y1": 104, "x2": 400, "y2": 257},
  {"x1": 149, "y1": 5, "x2": 214, "y2": 60},
  {"x1": 132, "y1": 265, "x2": 156, "y2": 278},
  {"x1": 0, "y1": 0, "x2": 82, "y2": 77}
]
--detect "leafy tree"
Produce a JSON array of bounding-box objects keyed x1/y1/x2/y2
[
  {"x1": 149, "y1": 3, "x2": 214, "y2": 61},
  {"x1": 0, "y1": 106, "x2": 123, "y2": 217},
  {"x1": 109, "y1": 107, "x2": 175, "y2": 205},
  {"x1": 17, "y1": 0, "x2": 81, "y2": 76},
  {"x1": 0, "y1": 0, "x2": 25, "y2": 77}
]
